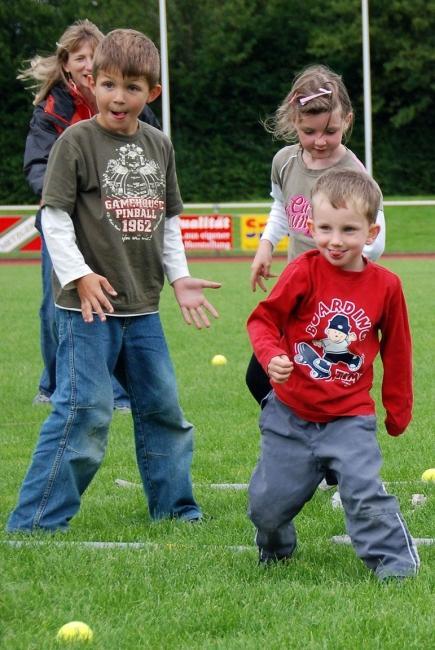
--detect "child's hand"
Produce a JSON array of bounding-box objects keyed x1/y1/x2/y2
[
  {"x1": 250, "y1": 239, "x2": 277, "y2": 292},
  {"x1": 75, "y1": 273, "x2": 117, "y2": 323},
  {"x1": 172, "y1": 276, "x2": 221, "y2": 329},
  {"x1": 267, "y1": 354, "x2": 293, "y2": 383}
]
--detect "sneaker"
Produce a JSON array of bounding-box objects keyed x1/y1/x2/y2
[
  {"x1": 380, "y1": 575, "x2": 407, "y2": 584},
  {"x1": 258, "y1": 549, "x2": 291, "y2": 566},
  {"x1": 32, "y1": 392, "x2": 51, "y2": 405}
]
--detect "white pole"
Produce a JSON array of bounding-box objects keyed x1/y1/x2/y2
[
  {"x1": 158, "y1": 0, "x2": 171, "y2": 138},
  {"x1": 361, "y1": 0, "x2": 372, "y2": 176}
]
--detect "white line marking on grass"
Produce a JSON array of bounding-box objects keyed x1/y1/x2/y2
[
  {"x1": 115, "y1": 479, "x2": 140, "y2": 488},
  {"x1": 207, "y1": 483, "x2": 248, "y2": 490},
  {"x1": 331, "y1": 535, "x2": 434, "y2": 546},
  {"x1": 3, "y1": 540, "x2": 252, "y2": 553},
  {"x1": 115, "y1": 478, "x2": 430, "y2": 490},
  {"x1": 115, "y1": 479, "x2": 249, "y2": 490},
  {"x1": 4, "y1": 536, "x2": 433, "y2": 552}
]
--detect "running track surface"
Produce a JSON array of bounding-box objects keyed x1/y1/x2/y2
[{"x1": 1, "y1": 253, "x2": 435, "y2": 266}]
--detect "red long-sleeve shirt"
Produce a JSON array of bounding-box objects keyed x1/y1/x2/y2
[{"x1": 247, "y1": 250, "x2": 412, "y2": 436}]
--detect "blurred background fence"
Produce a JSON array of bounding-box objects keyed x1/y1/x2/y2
[{"x1": 1, "y1": 200, "x2": 435, "y2": 261}]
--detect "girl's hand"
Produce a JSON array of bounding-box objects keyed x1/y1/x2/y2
[
  {"x1": 75, "y1": 273, "x2": 117, "y2": 323},
  {"x1": 250, "y1": 239, "x2": 277, "y2": 292},
  {"x1": 172, "y1": 276, "x2": 221, "y2": 329},
  {"x1": 267, "y1": 354, "x2": 293, "y2": 383}
]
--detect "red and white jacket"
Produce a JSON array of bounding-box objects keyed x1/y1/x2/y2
[{"x1": 23, "y1": 82, "x2": 160, "y2": 198}]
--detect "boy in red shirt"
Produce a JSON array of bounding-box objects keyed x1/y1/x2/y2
[{"x1": 247, "y1": 169, "x2": 419, "y2": 580}]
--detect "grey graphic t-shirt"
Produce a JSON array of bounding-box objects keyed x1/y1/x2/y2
[
  {"x1": 271, "y1": 145, "x2": 381, "y2": 260},
  {"x1": 42, "y1": 117, "x2": 183, "y2": 314}
]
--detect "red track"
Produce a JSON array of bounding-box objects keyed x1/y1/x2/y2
[{"x1": 1, "y1": 252, "x2": 435, "y2": 266}]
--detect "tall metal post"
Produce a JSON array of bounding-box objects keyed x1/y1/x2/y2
[
  {"x1": 361, "y1": 0, "x2": 373, "y2": 175},
  {"x1": 159, "y1": 0, "x2": 171, "y2": 138}
]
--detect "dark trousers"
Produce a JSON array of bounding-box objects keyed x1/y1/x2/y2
[
  {"x1": 248, "y1": 393, "x2": 420, "y2": 579},
  {"x1": 246, "y1": 354, "x2": 338, "y2": 488}
]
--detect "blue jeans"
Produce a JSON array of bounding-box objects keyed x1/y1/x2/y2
[
  {"x1": 8, "y1": 309, "x2": 201, "y2": 531},
  {"x1": 37, "y1": 238, "x2": 129, "y2": 406},
  {"x1": 38, "y1": 238, "x2": 57, "y2": 397}
]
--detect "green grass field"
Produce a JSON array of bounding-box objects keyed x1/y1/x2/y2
[{"x1": 1, "y1": 258, "x2": 434, "y2": 649}]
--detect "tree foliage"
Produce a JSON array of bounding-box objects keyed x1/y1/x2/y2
[{"x1": 2, "y1": 0, "x2": 435, "y2": 203}]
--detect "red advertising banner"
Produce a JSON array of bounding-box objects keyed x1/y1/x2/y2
[
  {"x1": 180, "y1": 214, "x2": 232, "y2": 250},
  {"x1": 0, "y1": 212, "x2": 41, "y2": 258},
  {"x1": 0, "y1": 209, "x2": 234, "y2": 259}
]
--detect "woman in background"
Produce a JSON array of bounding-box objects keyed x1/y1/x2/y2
[{"x1": 19, "y1": 19, "x2": 159, "y2": 409}]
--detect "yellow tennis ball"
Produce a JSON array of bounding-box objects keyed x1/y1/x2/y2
[
  {"x1": 56, "y1": 621, "x2": 93, "y2": 643},
  {"x1": 211, "y1": 354, "x2": 227, "y2": 366},
  {"x1": 421, "y1": 468, "x2": 435, "y2": 482}
]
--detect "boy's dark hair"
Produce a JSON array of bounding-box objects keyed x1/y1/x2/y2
[
  {"x1": 92, "y1": 29, "x2": 160, "y2": 88},
  {"x1": 311, "y1": 169, "x2": 381, "y2": 224}
]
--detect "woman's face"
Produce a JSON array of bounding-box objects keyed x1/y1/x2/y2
[{"x1": 63, "y1": 41, "x2": 94, "y2": 93}]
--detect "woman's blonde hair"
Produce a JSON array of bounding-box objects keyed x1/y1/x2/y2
[
  {"x1": 18, "y1": 19, "x2": 103, "y2": 105},
  {"x1": 265, "y1": 64, "x2": 354, "y2": 143}
]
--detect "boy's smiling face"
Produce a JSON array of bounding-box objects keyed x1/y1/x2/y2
[
  {"x1": 309, "y1": 193, "x2": 380, "y2": 272},
  {"x1": 90, "y1": 69, "x2": 161, "y2": 136}
]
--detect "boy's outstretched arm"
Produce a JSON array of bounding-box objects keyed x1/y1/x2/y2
[
  {"x1": 172, "y1": 277, "x2": 221, "y2": 329},
  {"x1": 163, "y1": 216, "x2": 220, "y2": 328}
]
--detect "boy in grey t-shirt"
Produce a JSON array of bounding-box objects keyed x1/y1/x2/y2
[{"x1": 7, "y1": 29, "x2": 220, "y2": 533}]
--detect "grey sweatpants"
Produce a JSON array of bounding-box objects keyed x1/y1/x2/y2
[{"x1": 248, "y1": 392, "x2": 420, "y2": 580}]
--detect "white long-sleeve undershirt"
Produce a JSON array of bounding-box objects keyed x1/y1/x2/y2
[{"x1": 41, "y1": 206, "x2": 190, "y2": 290}]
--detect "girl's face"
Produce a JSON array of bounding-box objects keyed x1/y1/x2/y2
[
  {"x1": 295, "y1": 108, "x2": 351, "y2": 165},
  {"x1": 63, "y1": 41, "x2": 95, "y2": 94}
]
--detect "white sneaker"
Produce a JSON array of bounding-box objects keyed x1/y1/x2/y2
[
  {"x1": 32, "y1": 392, "x2": 51, "y2": 405},
  {"x1": 331, "y1": 491, "x2": 343, "y2": 509}
]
